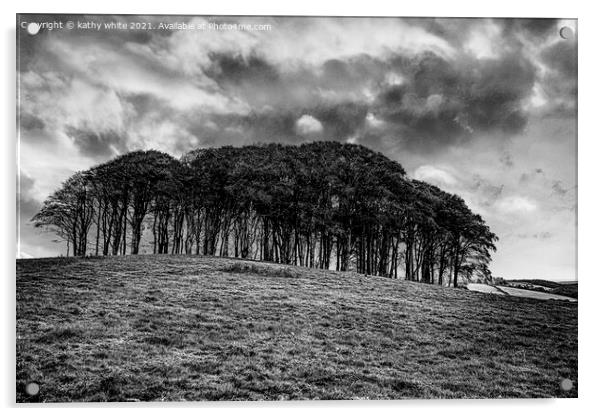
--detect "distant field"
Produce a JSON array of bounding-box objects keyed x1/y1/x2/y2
[
  {"x1": 467, "y1": 283, "x2": 577, "y2": 302},
  {"x1": 497, "y1": 286, "x2": 577, "y2": 302},
  {"x1": 16, "y1": 255, "x2": 578, "y2": 402},
  {"x1": 504, "y1": 279, "x2": 578, "y2": 299}
]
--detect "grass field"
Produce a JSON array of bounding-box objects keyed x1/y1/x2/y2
[{"x1": 16, "y1": 255, "x2": 578, "y2": 402}]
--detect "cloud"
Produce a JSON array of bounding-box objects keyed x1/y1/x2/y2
[
  {"x1": 19, "y1": 72, "x2": 132, "y2": 155},
  {"x1": 538, "y1": 39, "x2": 577, "y2": 115},
  {"x1": 17, "y1": 170, "x2": 60, "y2": 258},
  {"x1": 542, "y1": 41, "x2": 577, "y2": 78},
  {"x1": 295, "y1": 114, "x2": 323, "y2": 135},
  {"x1": 255, "y1": 17, "x2": 457, "y2": 67},
  {"x1": 20, "y1": 113, "x2": 45, "y2": 131},
  {"x1": 20, "y1": 16, "x2": 555, "y2": 159},
  {"x1": 370, "y1": 50, "x2": 537, "y2": 151},
  {"x1": 519, "y1": 168, "x2": 544, "y2": 184},
  {"x1": 208, "y1": 53, "x2": 280, "y2": 86},
  {"x1": 17, "y1": 170, "x2": 40, "y2": 221},
  {"x1": 128, "y1": 118, "x2": 200, "y2": 155},
  {"x1": 384, "y1": 72, "x2": 405, "y2": 86},
  {"x1": 507, "y1": 18, "x2": 559, "y2": 38},
  {"x1": 469, "y1": 175, "x2": 504, "y2": 207},
  {"x1": 413, "y1": 165, "x2": 457, "y2": 186},
  {"x1": 464, "y1": 20, "x2": 503, "y2": 59},
  {"x1": 313, "y1": 102, "x2": 368, "y2": 140},
  {"x1": 495, "y1": 196, "x2": 537, "y2": 215},
  {"x1": 65, "y1": 127, "x2": 125, "y2": 158},
  {"x1": 552, "y1": 181, "x2": 569, "y2": 196},
  {"x1": 366, "y1": 112, "x2": 386, "y2": 129},
  {"x1": 19, "y1": 128, "x2": 97, "y2": 201}
]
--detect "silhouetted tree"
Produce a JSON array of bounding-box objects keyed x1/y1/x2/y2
[{"x1": 33, "y1": 142, "x2": 498, "y2": 287}]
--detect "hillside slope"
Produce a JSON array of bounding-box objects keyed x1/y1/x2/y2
[{"x1": 16, "y1": 255, "x2": 577, "y2": 401}]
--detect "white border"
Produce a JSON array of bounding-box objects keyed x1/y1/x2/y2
[{"x1": 3, "y1": 1, "x2": 599, "y2": 415}]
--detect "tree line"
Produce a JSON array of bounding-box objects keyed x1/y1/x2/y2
[{"x1": 32, "y1": 142, "x2": 497, "y2": 287}]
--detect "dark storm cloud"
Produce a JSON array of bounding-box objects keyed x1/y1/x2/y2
[
  {"x1": 371, "y1": 51, "x2": 535, "y2": 149},
  {"x1": 521, "y1": 19, "x2": 559, "y2": 37},
  {"x1": 502, "y1": 18, "x2": 559, "y2": 38},
  {"x1": 205, "y1": 53, "x2": 386, "y2": 114},
  {"x1": 37, "y1": 17, "x2": 538, "y2": 153},
  {"x1": 65, "y1": 127, "x2": 126, "y2": 158},
  {"x1": 208, "y1": 58, "x2": 277, "y2": 109},
  {"x1": 18, "y1": 15, "x2": 567, "y2": 157},
  {"x1": 241, "y1": 111, "x2": 299, "y2": 142},
  {"x1": 20, "y1": 113, "x2": 45, "y2": 131},
  {"x1": 208, "y1": 53, "x2": 280, "y2": 85},
  {"x1": 541, "y1": 39, "x2": 578, "y2": 105},
  {"x1": 189, "y1": 101, "x2": 368, "y2": 146},
  {"x1": 170, "y1": 37, "x2": 538, "y2": 152},
  {"x1": 536, "y1": 38, "x2": 577, "y2": 116},
  {"x1": 185, "y1": 110, "x2": 300, "y2": 149},
  {"x1": 196, "y1": 44, "x2": 539, "y2": 152},
  {"x1": 203, "y1": 53, "x2": 287, "y2": 111},
  {"x1": 542, "y1": 41, "x2": 577, "y2": 77},
  {"x1": 15, "y1": 16, "x2": 561, "y2": 171},
  {"x1": 313, "y1": 102, "x2": 369, "y2": 140},
  {"x1": 125, "y1": 93, "x2": 164, "y2": 115},
  {"x1": 321, "y1": 59, "x2": 356, "y2": 88},
  {"x1": 465, "y1": 55, "x2": 535, "y2": 132},
  {"x1": 318, "y1": 56, "x2": 388, "y2": 91}
]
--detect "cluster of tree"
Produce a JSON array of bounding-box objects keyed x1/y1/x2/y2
[{"x1": 32, "y1": 142, "x2": 498, "y2": 287}]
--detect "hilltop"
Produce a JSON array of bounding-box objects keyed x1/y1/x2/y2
[{"x1": 16, "y1": 255, "x2": 577, "y2": 401}]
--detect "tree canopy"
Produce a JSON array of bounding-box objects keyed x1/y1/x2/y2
[{"x1": 32, "y1": 142, "x2": 498, "y2": 287}]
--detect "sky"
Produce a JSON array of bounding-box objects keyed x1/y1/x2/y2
[{"x1": 16, "y1": 15, "x2": 577, "y2": 280}]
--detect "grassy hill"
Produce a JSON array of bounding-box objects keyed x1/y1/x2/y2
[{"x1": 16, "y1": 255, "x2": 577, "y2": 402}]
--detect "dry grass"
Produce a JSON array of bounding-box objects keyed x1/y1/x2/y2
[{"x1": 16, "y1": 255, "x2": 577, "y2": 402}]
